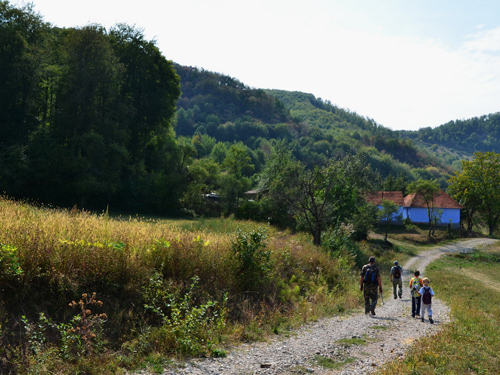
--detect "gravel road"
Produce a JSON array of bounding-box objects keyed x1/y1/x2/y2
[{"x1": 165, "y1": 238, "x2": 497, "y2": 375}]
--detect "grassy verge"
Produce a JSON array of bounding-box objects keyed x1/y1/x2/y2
[{"x1": 378, "y1": 243, "x2": 500, "y2": 374}]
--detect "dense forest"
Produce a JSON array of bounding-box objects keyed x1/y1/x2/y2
[
  {"x1": 400, "y1": 114, "x2": 500, "y2": 154},
  {"x1": 0, "y1": 2, "x2": 183, "y2": 213},
  {"x1": 2, "y1": 1, "x2": 500, "y2": 222}
]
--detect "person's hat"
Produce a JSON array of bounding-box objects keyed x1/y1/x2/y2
[
  {"x1": 422, "y1": 277, "x2": 430, "y2": 284},
  {"x1": 394, "y1": 261, "x2": 398, "y2": 265},
  {"x1": 369, "y1": 256, "x2": 376, "y2": 263}
]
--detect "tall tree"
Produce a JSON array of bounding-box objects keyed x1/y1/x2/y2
[
  {"x1": 218, "y1": 143, "x2": 254, "y2": 215},
  {"x1": 406, "y1": 179, "x2": 441, "y2": 236},
  {"x1": 260, "y1": 143, "x2": 377, "y2": 245},
  {"x1": 25, "y1": 25, "x2": 129, "y2": 207},
  {"x1": 109, "y1": 24, "x2": 180, "y2": 161},
  {"x1": 0, "y1": 2, "x2": 49, "y2": 196},
  {"x1": 448, "y1": 152, "x2": 500, "y2": 235},
  {"x1": 378, "y1": 199, "x2": 403, "y2": 241},
  {"x1": 0, "y1": 1, "x2": 48, "y2": 146},
  {"x1": 109, "y1": 24, "x2": 183, "y2": 212}
]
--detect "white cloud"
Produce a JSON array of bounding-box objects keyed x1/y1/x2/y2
[{"x1": 463, "y1": 27, "x2": 500, "y2": 53}]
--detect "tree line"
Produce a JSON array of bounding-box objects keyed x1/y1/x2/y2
[
  {"x1": 1, "y1": 2, "x2": 182, "y2": 212},
  {"x1": 400, "y1": 113, "x2": 500, "y2": 154}
]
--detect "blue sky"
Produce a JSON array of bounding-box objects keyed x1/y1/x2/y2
[{"x1": 15, "y1": 0, "x2": 500, "y2": 131}]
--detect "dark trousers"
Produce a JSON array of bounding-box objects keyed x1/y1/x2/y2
[
  {"x1": 411, "y1": 296, "x2": 421, "y2": 317},
  {"x1": 363, "y1": 285, "x2": 379, "y2": 313}
]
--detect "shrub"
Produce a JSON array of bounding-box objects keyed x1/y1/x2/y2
[
  {"x1": 321, "y1": 226, "x2": 364, "y2": 267},
  {"x1": 231, "y1": 226, "x2": 274, "y2": 293},
  {"x1": 141, "y1": 273, "x2": 227, "y2": 357}
]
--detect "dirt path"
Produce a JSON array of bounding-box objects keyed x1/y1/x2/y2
[{"x1": 168, "y1": 238, "x2": 497, "y2": 375}]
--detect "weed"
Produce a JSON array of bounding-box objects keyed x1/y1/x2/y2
[
  {"x1": 314, "y1": 354, "x2": 356, "y2": 369},
  {"x1": 211, "y1": 348, "x2": 227, "y2": 358},
  {"x1": 0, "y1": 196, "x2": 364, "y2": 372},
  {"x1": 0, "y1": 243, "x2": 23, "y2": 277},
  {"x1": 22, "y1": 293, "x2": 107, "y2": 360},
  {"x1": 21, "y1": 314, "x2": 47, "y2": 356},
  {"x1": 370, "y1": 325, "x2": 390, "y2": 330},
  {"x1": 337, "y1": 336, "x2": 368, "y2": 347},
  {"x1": 66, "y1": 292, "x2": 108, "y2": 355},
  {"x1": 142, "y1": 273, "x2": 228, "y2": 357}
]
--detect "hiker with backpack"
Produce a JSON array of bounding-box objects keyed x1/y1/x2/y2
[
  {"x1": 390, "y1": 260, "x2": 403, "y2": 299},
  {"x1": 409, "y1": 270, "x2": 423, "y2": 318},
  {"x1": 360, "y1": 256, "x2": 383, "y2": 316},
  {"x1": 419, "y1": 277, "x2": 435, "y2": 323}
]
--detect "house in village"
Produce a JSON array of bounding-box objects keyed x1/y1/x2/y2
[
  {"x1": 366, "y1": 190, "x2": 462, "y2": 227},
  {"x1": 365, "y1": 191, "x2": 405, "y2": 222},
  {"x1": 403, "y1": 190, "x2": 462, "y2": 227}
]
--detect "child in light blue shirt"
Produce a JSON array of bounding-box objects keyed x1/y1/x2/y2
[{"x1": 419, "y1": 277, "x2": 435, "y2": 324}]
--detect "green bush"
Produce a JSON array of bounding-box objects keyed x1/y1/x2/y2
[
  {"x1": 141, "y1": 273, "x2": 227, "y2": 357},
  {"x1": 232, "y1": 227, "x2": 274, "y2": 293},
  {"x1": 321, "y1": 226, "x2": 364, "y2": 267}
]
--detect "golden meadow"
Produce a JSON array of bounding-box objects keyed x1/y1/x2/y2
[{"x1": 0, "y1": 196, "x2": 361, "y2": 373}]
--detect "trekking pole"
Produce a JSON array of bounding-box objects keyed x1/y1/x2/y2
[{"x1": 380, "y1": 292, "x2": 384, "y2": 305}]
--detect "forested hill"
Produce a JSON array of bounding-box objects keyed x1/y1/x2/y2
[
  {"x1": 398, "y1": 113, "x2": 500, "y2": 154},
  {"x1": 174, "y1": 66, "x2": 457, "y2": 185},
  {"x1": 174, "y1": 64, "x2": 500, "y2": 174}
]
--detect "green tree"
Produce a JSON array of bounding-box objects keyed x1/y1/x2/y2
[
  {"x1": 407, "y1": 179, "x2": 441, "y2": 236},
  {"x1": 218, "y1": 143, "x2": 254, "y2": 215},
  {"x1": 210, "y1": 142, "x2": 228, "y2": 164},
  {"x1": 260, "y1": 143, "x2": 377, "y2": 245},
  {"x1": 181, "y1": 158, "x2": 220, "y2": 216},
  {"x1": 0, "y1": 2, "x2": 49, "y2": 196},
  {"x1": 378, "y1": 199, "x2": 403, "y2": 241},
  {"x1": 448, "y1": 152, "x2": 500, "y2": 235},
  {"x1": 0, "y1": 1, "x2": 48, "y2": 146},
  {"x1": 447, "y1": 169, "x2": 480, "y2": 231},
  {"x1": 109, "y1": 24, "x2": 183, "y2": 212},
  {"x1": 57, "y1": 25, "x2": 126, "y2": 206},
  {"x1": 109, "y1": 24, "x2": 180, "y2": 162}
]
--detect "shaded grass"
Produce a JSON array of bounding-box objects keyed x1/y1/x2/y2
[{"x1": 378, "y1": 244, "x2": 500, "y2": 374}]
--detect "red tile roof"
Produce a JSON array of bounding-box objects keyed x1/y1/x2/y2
[
  {"x1": 404, "y1": 190, "x2": 463, "y2": 209},
  {"x1": 365, "y1": 191, "x2": 404, "y2": 206}
]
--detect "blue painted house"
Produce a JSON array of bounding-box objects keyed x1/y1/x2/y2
[
  {"x1": 365, "y1": 191, "x2": 405, "y2": 222},
  {"x1": 367, "y1": 190, "x2": 462, "y2": 227},
  {"x1": 403, "y1": 190, "x2": 462, "y2": 227}
]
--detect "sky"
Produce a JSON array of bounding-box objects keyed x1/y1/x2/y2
[{"x1": 13, "y1": 0, "x2": 500, "y2": 131}]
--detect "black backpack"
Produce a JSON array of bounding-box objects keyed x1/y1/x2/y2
[
  {"x1": 364, "y1": 265, "x2": 378, "y2": 285},
  {"x1": 393, "y1": 266, "x2": 401, "y2": 279},
  {"x1": 422, "y1": 286, "x2": 432, "y2": 304}
]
